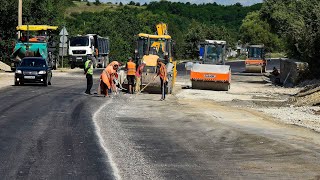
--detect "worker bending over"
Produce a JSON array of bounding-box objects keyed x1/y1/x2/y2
[
  {"x1": 154, "y1": 58, "x2": 168, "y2": 101},
  {"x1": 125, "y1": 57, "x2": 136, "y2": 94},
  {"x1": 100, "y1": 61, "x2": 119, "y2": 97}
]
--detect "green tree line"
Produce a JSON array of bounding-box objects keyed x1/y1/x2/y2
[
  {"x1": 0, "y1": 0, "x2": 261, "y2": 63},
  {"x1": 66, "y1": 2, "x2": 261, "y2": 61},
  {"x1": 240, "y1": 0, "x2": 320, "y2": 76}
]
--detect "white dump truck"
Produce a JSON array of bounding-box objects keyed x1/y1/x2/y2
[{"x1": 68, "y1": 34, "x2": 109, "y2": 69}]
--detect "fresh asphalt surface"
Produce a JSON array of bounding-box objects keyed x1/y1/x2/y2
[
  {"x1": 0, "y1": 69, "x2": 113, "y2": 179},
  {"x1": 1, "y1": 60, "x2": 320, "y2": 179}
]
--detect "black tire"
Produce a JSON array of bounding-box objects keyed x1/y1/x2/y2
[
  {"x1": 14, "y1": 81, "x2": 19, "y2": 86},
  {"x1": 43, "y1": 78, "x2": 48, "y2": 86},
  {"x1": 20, "y1": 82, "x2": 24, "y2": 86},
  {"x1": 71, "y1": 63, "x2": 75, "y2": 69},
  {"x1": 48, "y1": 81, "x2": 52, "y2": 85},
  {"x1": 262, "y1": 65, "x2": 266, "y2": 73}
]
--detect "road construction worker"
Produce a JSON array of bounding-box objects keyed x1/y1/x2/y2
[
  {"x1": 29, "y1": 35, "x2": 38, "y2": 42},
  {"x1": 84, "y1": 56, "x2": 94, "y2": 95},
  {"x1": 272, "y1": 67, "x2": 280, "y2": 76},
  {"x1": 135, "y1": 62, "x2": 146, "y2": 93},
  {"x1": 154, "y1": 58, "x2": 168, "y2": 101},
  {"x1": 125, "y1": 57, "x2": 136, "y2": 94},
  {"x1": 100, "y1": 61, "x2": 119, "y2": 96},
  {"x1": 272, "y1": 67, "x2": 280, "y2": 84}
]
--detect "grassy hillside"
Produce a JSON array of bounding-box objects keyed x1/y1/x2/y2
[{"x1": 65, "y1": 1, "x2": 146, "y2": 16}]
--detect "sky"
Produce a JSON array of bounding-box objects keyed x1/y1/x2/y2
[{"x1": 96, "y1": 0, "x2": 263, "y2": 6}]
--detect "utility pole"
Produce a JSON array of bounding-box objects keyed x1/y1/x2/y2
[
  {"x1": 62, "y1": 25, "x2": 65, "y2": 68},
  {"x1": 18, "y1": 0, "x2": 22, "y2": 26},
  {"x1": 18, "y1": 0, "x2": 23, "y2": 39}
]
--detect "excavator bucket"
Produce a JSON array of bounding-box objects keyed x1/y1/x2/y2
[{"x1": 190, "y1": 64, "x2": 231, "y2": 91}]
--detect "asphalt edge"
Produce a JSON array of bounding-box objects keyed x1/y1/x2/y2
[{"x1": 92, "y1": 99, "x2": 121, "y2": 180}]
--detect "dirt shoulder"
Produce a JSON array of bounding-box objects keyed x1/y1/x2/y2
[
  {"x1": 0, "y1": 72, "x2": 14, "y2": 89},
  {"x1": 174, "y1": 72, "x2": 320, "y2": 133}
]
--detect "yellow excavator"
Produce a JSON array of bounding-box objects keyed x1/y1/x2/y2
[{"x1": 134, "y1": 23, "x2": 177, "y2": 94}]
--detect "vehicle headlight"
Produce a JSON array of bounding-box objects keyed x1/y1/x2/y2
[
  {"x1": 15, "y1": 70, "x2": 22, "y2": 74},
  {"x1": 38, "y1": 70, "x2": 46, "y2": 75}
]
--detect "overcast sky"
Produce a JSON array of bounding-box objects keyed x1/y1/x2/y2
[{"x1": 96, "y1": 0, "x2": 263, "y2": 6}]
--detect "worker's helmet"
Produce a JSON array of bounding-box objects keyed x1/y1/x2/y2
[
  {"x1": 87, "y1": 55, "x2": 93, "y2": 60},
  {"x1": 157, "y1": 58, "x2": 164, "y2": 63}
]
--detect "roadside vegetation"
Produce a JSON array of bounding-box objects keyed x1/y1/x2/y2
[
  {"x1": 0, "y1": 0, "x2": 260, "y2": 63},
  {"x1": 240, "y1": 0, "x2": 320, "y2": 77},
  {"x1": 65, "y1": 1, "x2": 261, "y2": 61},
  {"x1": 1, "y1": 0, "x2": 320, "y2": 76}
]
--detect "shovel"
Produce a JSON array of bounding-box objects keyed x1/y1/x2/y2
[{"x1": 136, "y1": 77, "x2": 156, "y2": 95}]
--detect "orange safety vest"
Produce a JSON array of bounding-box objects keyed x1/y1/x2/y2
[
  {"x1": 29, "y1": 37, "x2": 38, "y2": 42},
  {"x1": 126, "y1": 62, "x2": 136, "y2": 75}
]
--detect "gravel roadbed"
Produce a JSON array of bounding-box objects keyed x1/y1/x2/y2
[
  {"x1": 254, "y1": 106, "x2": 320, "y2": 132},
  {"x1": 175, "y1": 78, "x2": 320, "y2": 133}
]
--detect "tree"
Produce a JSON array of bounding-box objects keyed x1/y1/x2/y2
[
  {"x1": 128, "y1": 1, "x2": 136, "y2": 5},
  {"x1": 260, "y1": 0, "x2": 320, "y2": 75},
  {"x1": 240, "y1": 11, "x2": 283, "y2": 52},
  {"x1": 136, "y1": 2, "x2": 140, "y2": 6},
  {"x1": 184, "y1": 21, "x2": 207, "y2": 58},
  {"x1": 93, "y1": 0, "x2": 101, "y2": 6},
  {"x1": 119, "y1": 2, "x2": 123, "y2": 6}
]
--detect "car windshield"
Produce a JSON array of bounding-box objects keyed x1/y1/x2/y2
[
  {"x1": 70, "y1": 37, "x2": 89, "y2": 46},
  {"x1": 20, "y1": 59, "x2": 47, "y2": 68}
]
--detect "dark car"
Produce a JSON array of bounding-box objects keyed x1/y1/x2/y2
[{"x1": 15, "y1": 57, "x2": 52, "y2": 86}]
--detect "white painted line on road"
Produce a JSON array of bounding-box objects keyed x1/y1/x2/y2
[{"x1": 93, "y1": 100, "x2": 121, "y2": 180}]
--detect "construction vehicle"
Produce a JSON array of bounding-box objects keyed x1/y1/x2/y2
[
  {"x1": 245, "y1": 44, "x2": 266, "y2": 73},
  {"x1": 134, "y1": 23, "x2": 177, "y2": 94},
  {"x1": 11, "y1": 25, "x2": 59, "y2": 71},
  {"x1": 68, "y1": 34, "x2": 109, "y2": 69},
  {"x1": 190, "y1": 40, "x2": 231, "y2": 91}
]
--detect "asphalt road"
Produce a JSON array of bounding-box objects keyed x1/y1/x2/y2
[
  {"x1": 226, "y1": 59, "x2": 280, "y2": 73},
  {"x1": 0, "y1": 69, "x2": 114, "y2": 179},
  {"x1": 1, "y1": 62, "x2": 320, "y2": 179},
  {"x1": 95, "y1": 94, "x2": 320, "y2": 179},
  {"x1": 177, "y1": 59, "x2": 280, "y2": 83}
]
